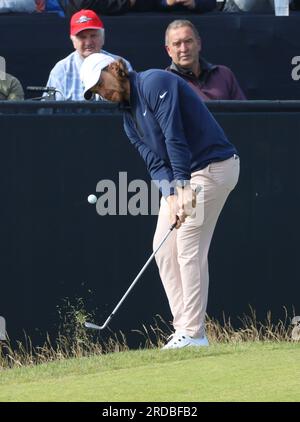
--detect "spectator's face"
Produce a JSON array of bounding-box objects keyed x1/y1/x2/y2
[
  {"x1": 166, "y1": 26, "x2": 201, "y2": 69},
  {"x1": 71, "y1": 29, "x2": 104, "y2": 59}
]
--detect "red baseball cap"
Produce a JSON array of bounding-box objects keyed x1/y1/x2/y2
[{"x1": 70, "y1": 10, "x2": 104, "y2": 36}]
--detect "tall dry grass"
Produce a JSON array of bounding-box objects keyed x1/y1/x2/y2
[
  {"x1": 135, "y1": 306, "x2": 295, "y2": 348},
  {"x1": 0, "y1": 304, "x2": 297, "y2": 370}
]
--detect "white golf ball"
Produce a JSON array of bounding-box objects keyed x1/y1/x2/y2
[{"x1": 87, "y1": 194, "x2": 97, "y2": 204}]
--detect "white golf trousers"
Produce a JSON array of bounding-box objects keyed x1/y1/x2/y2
[{"x1": 153, "y1": 155, "x2": 240, "y2": 338}]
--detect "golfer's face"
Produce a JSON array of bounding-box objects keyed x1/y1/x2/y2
[
  {"x1": 166, "y1": 26, "x2": 201, "y2": 69},
  {"x1": 92, "y1": 69, "x2": 125, "y2": 103}
]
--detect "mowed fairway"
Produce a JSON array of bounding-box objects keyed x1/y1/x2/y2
[{"x1": 0, "y1": 342, "x2": 299, "y2": 402}]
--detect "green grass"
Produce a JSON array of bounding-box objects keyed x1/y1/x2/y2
[{"x1": 0, "y1": 342, "x2": 299, "y2": 402}]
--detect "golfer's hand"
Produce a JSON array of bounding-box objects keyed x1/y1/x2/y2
[
  {"x1": 176, "y1": 185, "x2": 196, "y2": 224},
  {"x1": 166, "y1": 195, "x2": 181, "y2": 229}
]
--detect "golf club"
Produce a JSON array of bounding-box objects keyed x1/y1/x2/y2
[
  {"x1": 85, "y1": 185, "x2": 201, "y2": 331},
  {"x1": 85, "y1": 218, "x2": 178, "y2": 331}
]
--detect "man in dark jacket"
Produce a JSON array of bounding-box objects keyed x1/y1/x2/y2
[
  {"x1": 80, "y1": 53, "x2": 240, "y2": 349},
  {"x1": 165, "y1": 19, "x2": 246, "y2": 100}
]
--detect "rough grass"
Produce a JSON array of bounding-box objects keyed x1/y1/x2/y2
[
  {"x1": 0, "y1": 342, "x2": 299, "y2": 402},
  {"x1": 0, "y1": 307, "x2": 296, "y2": 369},
  {"x1": 0, "y1": 306, "x2": 299, "y2": 401}
]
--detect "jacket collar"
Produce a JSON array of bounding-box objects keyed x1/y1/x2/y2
[
  {"x1": 126, "y1": 71, "x2": 139, "y2": 109},
  {"x1": 169, "y1": 56, "x2": 217, "y2": 79}
]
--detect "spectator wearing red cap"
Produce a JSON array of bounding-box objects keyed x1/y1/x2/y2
[{"x1": 45, "y1": 9, "x2": 132, "y2": 100}]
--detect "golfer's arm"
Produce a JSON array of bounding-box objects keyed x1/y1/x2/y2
[
  {"x1": 142, "y1": 73, "x2": 191, "y2": 183},
  {"x1": 152, "y1": 93, "x2": 191, "y2": 183},
  {"x1": 124, "y1": 115, "x2": 175, "y2": 197}
]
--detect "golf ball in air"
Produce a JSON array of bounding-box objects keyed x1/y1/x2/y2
[{"x1": 87, "y1": 194, "x2": 97, "y2": 204}]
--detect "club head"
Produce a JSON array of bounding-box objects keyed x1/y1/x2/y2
[{"x1": 84, "y1": 321, "x2": 103, "y2": 331}]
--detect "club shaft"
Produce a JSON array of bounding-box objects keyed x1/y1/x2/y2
[
  {"x1": 86, "y1": 189, "x2": 201, "y2": 331},
  {"x1": 100, "y1": 223, "x2": 176, "y2": 330}
]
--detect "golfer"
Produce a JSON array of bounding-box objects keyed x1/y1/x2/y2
[{"x1": 80, "y1": 53, "x2": 240, "y2": 349}]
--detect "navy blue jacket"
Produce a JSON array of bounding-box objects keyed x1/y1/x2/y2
[{"x1": 124, "y1": 70, "x2": 237, "y2": 197}]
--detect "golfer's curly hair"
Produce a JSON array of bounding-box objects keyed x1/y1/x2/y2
[{"x1": 114, "y1": 59, "x2": 130, "y2": 80}]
